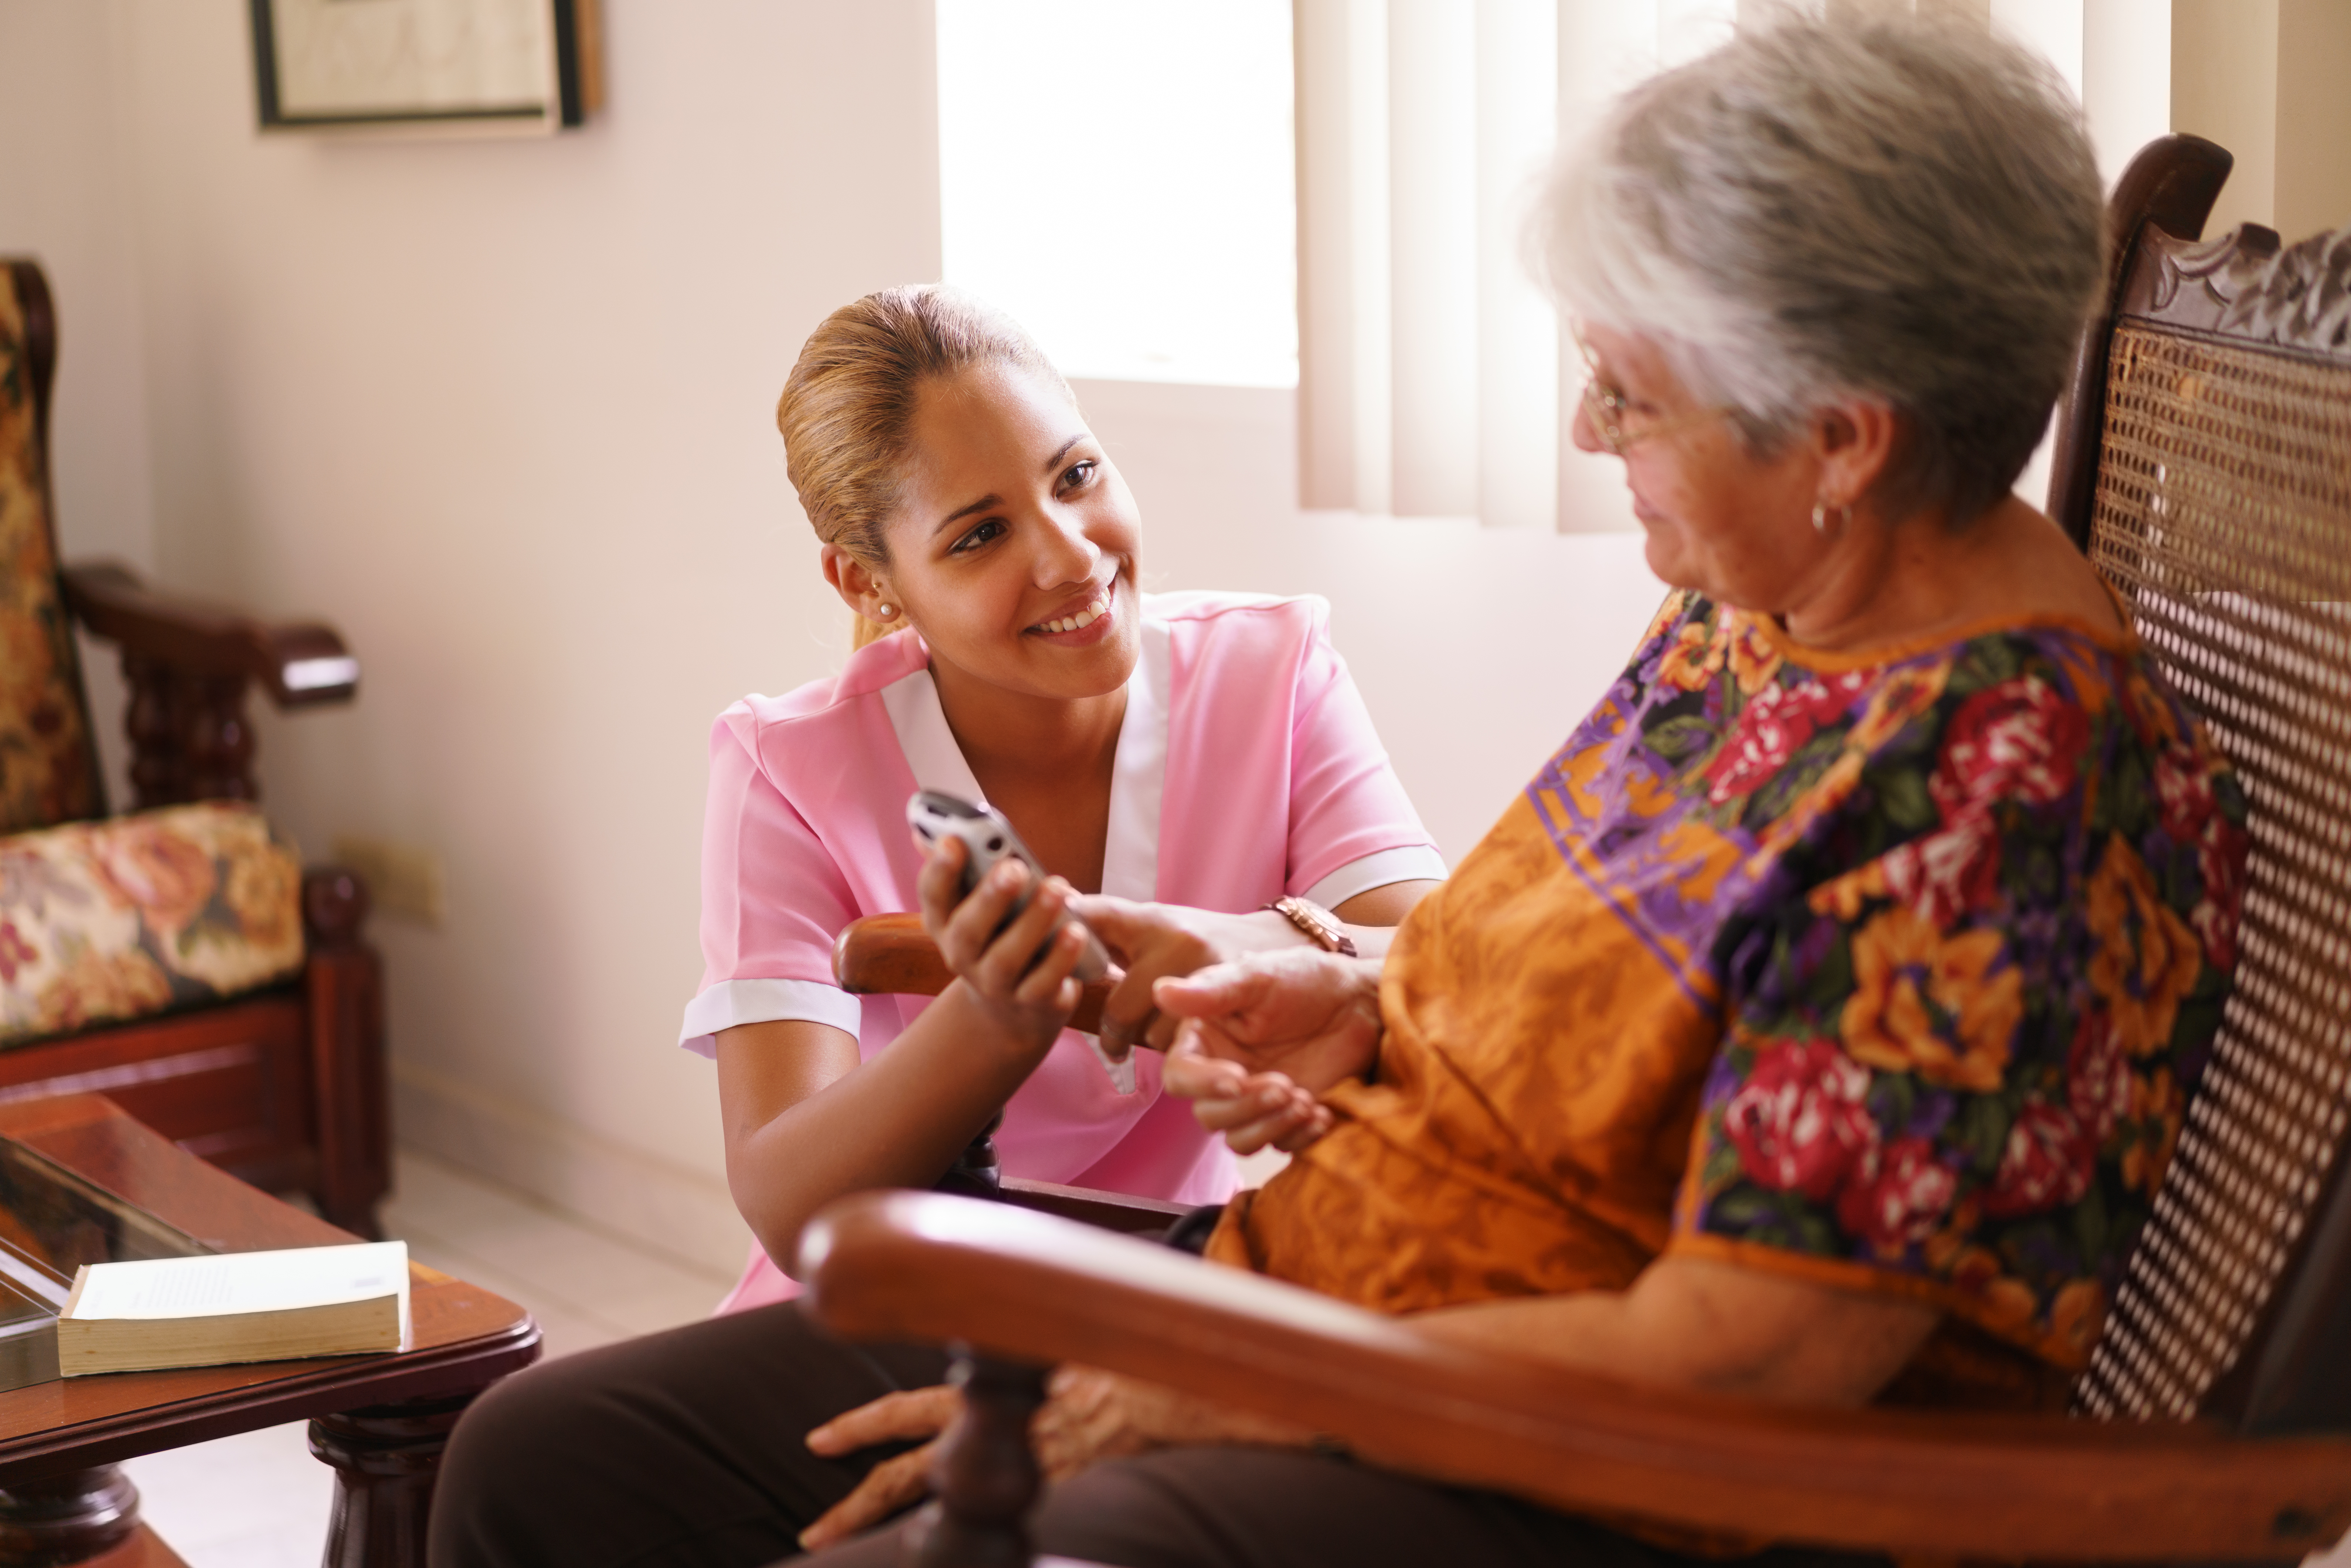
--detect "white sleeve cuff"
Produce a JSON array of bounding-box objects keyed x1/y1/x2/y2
[
  {"x1": 1300, "y1": 844, "x2": 1449, "y2": 911},
  {"x1": 678, "y1": 977, "x2": 864, "y2": 1059}
]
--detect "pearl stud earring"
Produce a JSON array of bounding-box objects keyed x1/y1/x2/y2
[{"x1": 875, "y1": 603, "x2": 897, "y2": 619}]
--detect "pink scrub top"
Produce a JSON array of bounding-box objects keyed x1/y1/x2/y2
[{"x1": 681, "y1": 591, "x2": 1446, "y2": 1312}]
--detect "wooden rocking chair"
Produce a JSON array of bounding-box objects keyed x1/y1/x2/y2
[{"x1": 805, "y1": 136, "x2": 2351, "y2": 1566}]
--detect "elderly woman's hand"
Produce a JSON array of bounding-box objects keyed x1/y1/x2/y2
[
  {"x1": 1154, "y1": 949, "x2": 1384, "y2": 1153},
  {"x1": 1033, "y1": 1365, "x2": 1316, "y2": 1479},
  {"x1": 798, "y1": 1368, "x2": 1314, "y2": 1551},
  {"x1": 798, "y1": 1384, "x2": 961, "y2": 1552},
  {"x1": 1071, "y1": 897, "x2": 1313, "y2": 1057},
  {"x1": 1165, "y1": 1042, "x2": 1332, "y2": 1154}
]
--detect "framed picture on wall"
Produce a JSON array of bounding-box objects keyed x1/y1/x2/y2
[{"x1": 249, "y1": 0, "x2": 602, "y2": 135}]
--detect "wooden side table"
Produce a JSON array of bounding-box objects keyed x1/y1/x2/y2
[{"x1": 0, "y1": 1094, "x2": 541, "y2": 1567}]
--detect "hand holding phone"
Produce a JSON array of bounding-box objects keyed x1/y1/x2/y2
[{"x1": 906, "y1": 790, "x2": 1134, "y2": 1093}]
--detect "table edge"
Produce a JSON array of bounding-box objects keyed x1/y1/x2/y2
[{"x1": 0, "y1": 1316, "x2": 542, "y2": 1483}]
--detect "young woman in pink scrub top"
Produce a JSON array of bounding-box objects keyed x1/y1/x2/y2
[{"x1": 683, "y1": 286, "x2": 1446, "y2": 1314}]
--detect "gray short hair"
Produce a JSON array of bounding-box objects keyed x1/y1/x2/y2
[{"x1": 1534, "y1": 10, "x2": 2105, "y2": 524}]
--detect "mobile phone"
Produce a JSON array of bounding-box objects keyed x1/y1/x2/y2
[
  {"x1": 905, "y1": 790, "x2": 1134, "y2": 1092},
  {"x1": 906, "y1": 790, "x2": 1115, "y2": 983}
]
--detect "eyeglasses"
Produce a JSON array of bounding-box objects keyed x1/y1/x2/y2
[{"x1": 1573, "y1": 331, "x2": 1732, "y2": 457}]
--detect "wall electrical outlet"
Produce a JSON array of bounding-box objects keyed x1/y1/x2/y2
[{"x1": 330, "y1": 836, "x2": 448, "y2": 929}]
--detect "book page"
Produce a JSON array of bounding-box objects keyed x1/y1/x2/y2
[{"x1": 65, "y1": 1242, "x2": 409, "y2": 1322}]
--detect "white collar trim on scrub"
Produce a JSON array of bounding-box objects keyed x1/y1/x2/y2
[
  {"x1": 880, "y1": 664, "x2": 987, "y2": 810},
  {"x1": 878, "y1": 611, "x2": 1170, "y2": 904}
]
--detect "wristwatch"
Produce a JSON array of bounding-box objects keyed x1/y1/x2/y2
[{"x1": 1263, "y1": 895, "x2": 1358, "y2": 957}]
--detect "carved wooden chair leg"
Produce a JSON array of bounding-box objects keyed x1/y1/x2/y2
[
  {"x1": 120, "y1": 654, "x2": 182, "y2": 812},
  {"x1": 908, "y1": 1351, "x2": 1048, "y2": 1568},
  {"x1": 302, "y1": 868, "x2": 388, "y2": 1239},
  {"x1": 309, "y1": 1391, "x2": 474, "y2": 1568},
  {"x1": 0, "y1": 1465, "x2": 139, "y2": 1564},
  {"x1": 180, "y1": 673, "x2": 256, "y2": 805}
]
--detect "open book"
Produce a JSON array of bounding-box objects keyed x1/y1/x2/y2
[{"x1": 58, "y1": 1241, "x2": 410, "y2": 1376}]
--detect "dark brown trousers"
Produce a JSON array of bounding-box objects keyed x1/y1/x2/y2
[{"x1": 429, "y1": 1302, "x2": 1881, "y2": 1568}]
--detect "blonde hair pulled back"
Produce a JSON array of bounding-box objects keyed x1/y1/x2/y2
[{"x1": 777, "y1": 286, "x2": 1072, "y2": 648}]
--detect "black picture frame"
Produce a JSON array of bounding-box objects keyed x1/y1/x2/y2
[{"x1": 249, "y1": 0, "x2": 600, "y2": 134}]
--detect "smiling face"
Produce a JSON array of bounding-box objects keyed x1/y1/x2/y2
[
  {"x1": 1571, "y1": 324, "x2": 1824, "y2": 615},
  {"x1": 860, "y1": 363, "x2": 1142, "y2": 702}
]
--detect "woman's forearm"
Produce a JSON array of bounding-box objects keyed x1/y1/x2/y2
[
  {"x1": 718, "y1": 987, "x2": 1056, "y2": 1275},
  {"x1": 1058, "y1": 1261, "x2": 1937, "y2": 1476},
  {"x1": 1334, "y1": 877, "x2": 1441, "y2": 960},
  {"x1": 1405, "y1": 1255, "x2": 1940, "y2": 1408}
]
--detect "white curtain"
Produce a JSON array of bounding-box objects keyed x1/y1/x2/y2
[
  {"x1": 1294, "y1": 0, "x2": 1736, "y2": 531},
  {"x1": 1293, "y1": 0, "x2": 2168, "y2": 530}
]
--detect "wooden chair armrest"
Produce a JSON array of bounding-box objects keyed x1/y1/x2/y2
[
  {"x1": 833, "y1": 917, "x2": 1194, "y2": 1234},
  {"x1": 833, "y1": 913, "x2": 1114, "y2": 1034},
  {"x1": 801, "y1": 1191, "x2": 2351, "y2": 1563},
  {"x1": 60, "y1": 561, "x2": 358, "y2": 707}
]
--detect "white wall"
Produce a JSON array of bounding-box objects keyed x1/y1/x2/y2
[
  {"x1": 2, "y1": 0, "x2": 1658, "y2": 1268},
  {"x1": 1076, "y1": 380, "x2": 1657, "y2": 861},
  {"x1": 2171, "y1": 0, "x2": 2281, "y2": 242},
  {"x1": 0, "y1": 3, "x2": 156, "y2": 574},
  {"x1": 2272, "y1": 0, "x2": 2351, "y2": 240},
  {"x1": 0, "y1": 1, "x2": 158, "y2": 806},
  {"x1": 2173, "y1": 0, "x2": 2351, "y2": 244}
]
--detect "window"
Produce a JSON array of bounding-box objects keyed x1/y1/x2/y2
[{"x1": 935, "y1": 0, "x2": 1299, "y2": 388}]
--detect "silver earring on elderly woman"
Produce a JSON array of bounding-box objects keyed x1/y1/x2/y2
[{"x1": 1810, "y1": 501, "x2": 1852, "y2": 537}]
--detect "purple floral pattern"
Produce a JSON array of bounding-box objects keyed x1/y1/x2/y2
[{"x1": 1548, "y1": 592, "x2": 2245, "y2": 1369}]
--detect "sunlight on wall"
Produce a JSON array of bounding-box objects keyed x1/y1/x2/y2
[{"x1": 935, "y1": 0, "x2": 1299, "y2": 388}]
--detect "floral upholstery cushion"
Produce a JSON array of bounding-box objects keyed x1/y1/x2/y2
[
  {"x1": 0, "y1": 265, "x2": 102, "y2": 834},
  {"x1": 0, "y1": 803, "x2": 304, "y2": 1046}
]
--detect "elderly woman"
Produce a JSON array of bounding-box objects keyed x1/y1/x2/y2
[{"x1": 433, "y1": 13, "x2": 2244, "y2": 1568}]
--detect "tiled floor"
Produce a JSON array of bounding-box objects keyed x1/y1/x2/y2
[{"x1": 119, "y1": 1148, "x2": 735, "y2": 1566}]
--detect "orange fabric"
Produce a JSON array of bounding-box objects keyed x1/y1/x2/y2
[
  {"x1": 1207, "y1": 589, "x2": 2244, "y2": 1395},
  {"x1": 1208, "y1": 791, "x2": 1712, "y2": 1311}
]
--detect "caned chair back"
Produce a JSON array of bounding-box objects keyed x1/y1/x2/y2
[
  {"x1": 2052, "y1": 139, "x2": 2351, "y2": 1434},
  {"x1": 0, "y1": 261, "x2": 104, "y2": 831}
]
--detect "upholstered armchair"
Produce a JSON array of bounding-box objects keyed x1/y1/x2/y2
[{"x1": 0, "y1": 258, "x2": 388, "y2": 1235}]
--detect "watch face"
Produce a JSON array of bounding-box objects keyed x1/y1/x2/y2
[{"x1": 1277, "y1": 897, "x2": 1353, "y2": 955}]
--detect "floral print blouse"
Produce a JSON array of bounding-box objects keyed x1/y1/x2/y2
[{"x1": 1211, "y1": 590, "x2": 2244, "y2": 1384}]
